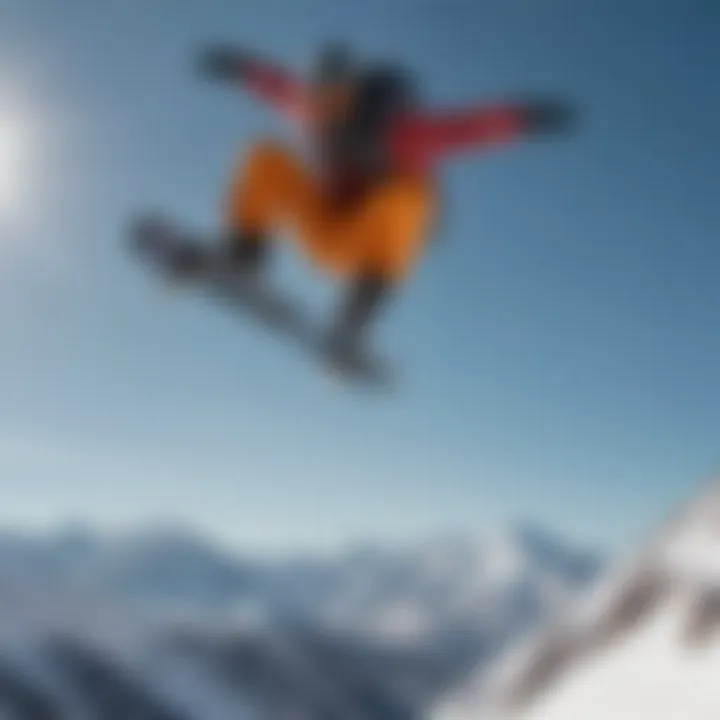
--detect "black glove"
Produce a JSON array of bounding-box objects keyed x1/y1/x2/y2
[
  {"x1": 197, "y1": 44, "x2": 253, "y2": 82},
  {"x1": 517, "y1": 98, "x2": 578, "y2": 135}
]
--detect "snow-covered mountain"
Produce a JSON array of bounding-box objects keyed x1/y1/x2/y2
[
  {"x1": 0, "y1": 575, "x2": 448, "y2": 720},
  {"x1": 433, "y1": 480, "x2": 720, "y2": 720},
  {"x1": 0, "y1": 524, "x2": 600, "y2": 648},
  {"x1": 0, "y1": 525, "x2": 600, "y2": 719}
]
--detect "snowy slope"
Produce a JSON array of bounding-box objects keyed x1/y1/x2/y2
[{"x1": 433, "y1": 480, "x2": 720, "y2": 720}]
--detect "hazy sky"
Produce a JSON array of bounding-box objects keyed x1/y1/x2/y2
[{"x1": 0, "y1": 0, "x2": 717, "y2": 553}]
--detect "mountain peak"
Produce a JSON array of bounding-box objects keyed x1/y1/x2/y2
[
  {"x1": 433, "y1": 479, "x2": 720, "y2": 720},
  {"x1": 481, "y1": 522, "x2": 602, "y2": 587}
]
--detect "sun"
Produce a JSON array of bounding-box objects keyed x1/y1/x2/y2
[{"x1": 0, "y1": 116, "x2": 26, "y2": 218}]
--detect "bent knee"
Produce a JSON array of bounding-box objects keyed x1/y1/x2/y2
[
  {"x1": 364, "y1": 181, "x2": 436, "y2": 280},
  {"x1": 243, "y1": 139, "x2": 299, "y2": 179}
]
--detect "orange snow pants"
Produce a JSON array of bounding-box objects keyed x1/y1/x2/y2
[{"x1": 225, "y1": 142, "x2": 435, "y2": 282}]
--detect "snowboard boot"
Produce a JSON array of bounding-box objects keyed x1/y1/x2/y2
[
  {"x1": 326, "y1": 274, "x2": 390, "y2": 375},
  {"x1": 166, "y1": 242, "x2": 211, "y2": 281},
  {"x1": 166, "y1": 230, "x2": 270, "y2": 285},
  {"x1": 228, "y1": 231, "x2": 268, "y2": 273},
  {"x1": 217, "y1": 230, "x2": 270, "y2": 289},
  {"x1": 131, "y1": 215, "x2": 210, "y2": 284}
]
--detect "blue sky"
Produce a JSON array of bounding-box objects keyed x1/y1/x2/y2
[{"x1": 0, "y1": 0, "x2": 717, "y2": 553}]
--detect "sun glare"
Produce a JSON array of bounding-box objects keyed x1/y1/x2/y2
[{"x1": 0, "y1": 116, "x2": 26, "y2": 218}]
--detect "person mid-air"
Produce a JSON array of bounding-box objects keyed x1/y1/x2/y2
[{"x1": 134, "y1": 43, "x2": 575, "y2": 380}]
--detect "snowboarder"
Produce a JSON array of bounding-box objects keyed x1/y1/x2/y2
[{"x1": 151, "y1": 43, "x2": 575, "y2": 368}]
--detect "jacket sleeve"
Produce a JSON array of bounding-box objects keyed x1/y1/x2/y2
[
  {"x1": 242, "y1": 59, "x2": 308, "y2": 120},
  {"x1": 200, "y1": 46, "x2": 309, "y2": 121},
  {"x1": 393, "y1": 103, "x2": 526, "y2": 159},
  {"x1": 392, "y1": 98, "x2": 576, "y2": 162}
]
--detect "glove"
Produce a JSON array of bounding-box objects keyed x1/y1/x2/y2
[
  {"x1": 197, "y1": 44, "x2": 253, "y2": 82},
  {"x1": 517, "y1": 98, "x2": 578, "y2": 135}
]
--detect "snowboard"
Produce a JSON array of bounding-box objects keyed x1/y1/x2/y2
[{"x1": 129, "y1": 215, "x2": 395, "y2": 389}]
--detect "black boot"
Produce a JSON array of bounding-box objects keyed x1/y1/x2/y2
[
  {"x1": 132, "y1": 215, "x2": 211, "y2": 282},
  {"x1": 220, "y1": 230, "x2": 270, "y2": 281},
  {"x1": 162, "y1": 231, "x2": 269, "y2": 285},
  {"x1": 167, "y1": 242, "x2": 210, "y2": 280},
  {"x1": 327, "y1": 274, "x2": 391, "y2": 370}
]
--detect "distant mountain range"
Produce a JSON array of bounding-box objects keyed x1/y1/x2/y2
[{"x1": 0, "y1": 524, "x2": 602, "y2": 719}]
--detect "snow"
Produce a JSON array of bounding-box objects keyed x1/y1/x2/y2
[
  {"x1": 522, "y1": 588, "x2": 720, "y2": 720},
  {"x1": 0, "y1": 527, "x2": 596, "y2": 636},
  {"x1": 0, "y1": 524, "x2": 601, "y2": 718},
  {"x1": 0, "y1": 573, "x2": 259, "y2": 719},
  {"x1": 432, "y1": 479, "x2": 720, "y2": 720}
]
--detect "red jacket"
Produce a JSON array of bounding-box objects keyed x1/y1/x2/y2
[{"x1": 232, "y1": 58, "x2": 528, "y2": 178}]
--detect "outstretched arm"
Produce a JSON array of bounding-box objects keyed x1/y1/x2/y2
[
  {"x1": 395, "y1": 99, "x2": 576, "y2": 160},
  {"x1": 198, "y1": 45, "x2": 308, "y2": 121}
]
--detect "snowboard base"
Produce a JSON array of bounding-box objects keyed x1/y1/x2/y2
[{"x1": 129, "y1": 216, "x2": 395, "y2": 389}]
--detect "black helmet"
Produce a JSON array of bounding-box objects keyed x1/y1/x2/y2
[
  {"x1": 311, "y1": 42, "x2": 358, "y2": 84},
  {"x1": 353, "y1": 64, "x2": 419, "y2": 132}
]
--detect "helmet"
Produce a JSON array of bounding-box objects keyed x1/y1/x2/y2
[
  {"x1": 311, "y1": 42, "x2": 358, "y2": 85},
  {"x1": 353, "y1": 64, "x2": 419, "y2": 132}
]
